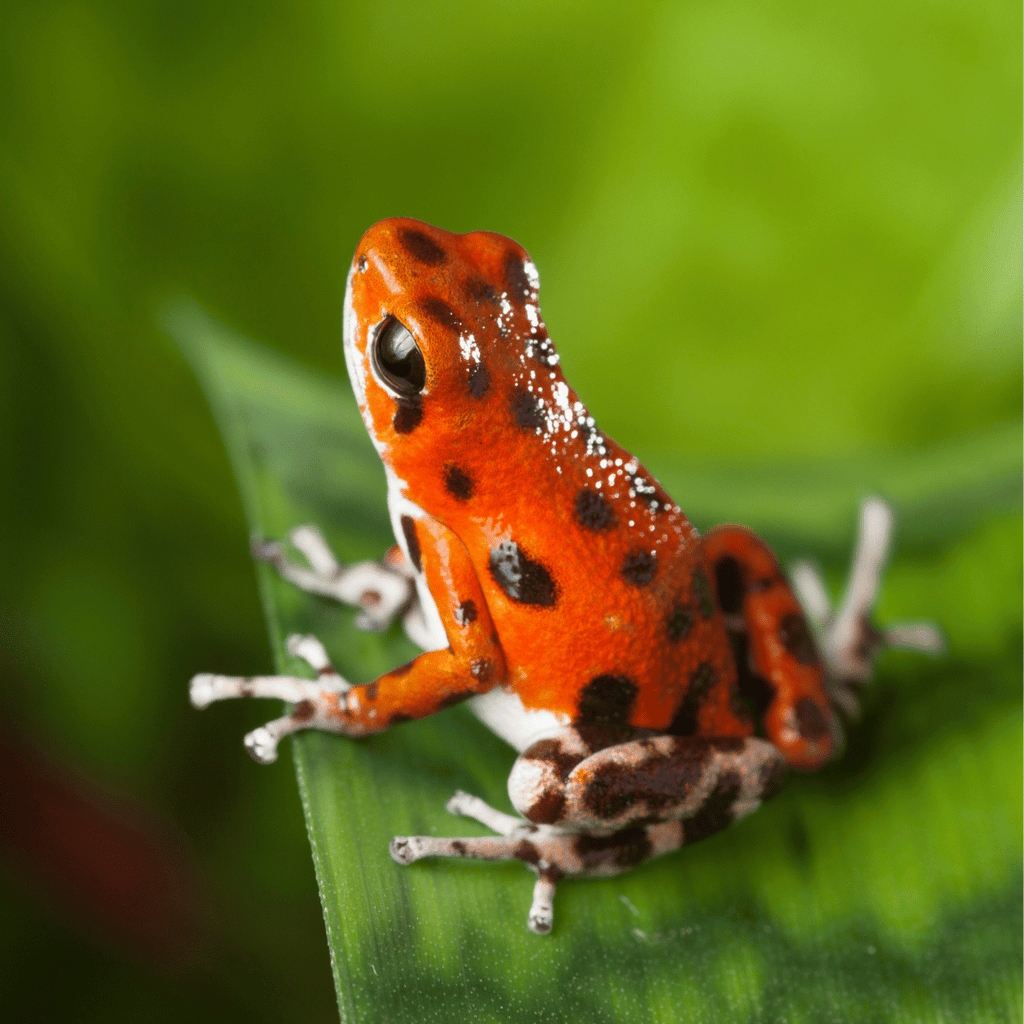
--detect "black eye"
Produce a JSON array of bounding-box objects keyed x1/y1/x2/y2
[{"x1": 372, "y1": 316, "x2": 426, "y2": 395}]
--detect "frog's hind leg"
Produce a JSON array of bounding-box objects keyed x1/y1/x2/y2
[
  {"x1": 702, "y1": 526, "x2": 835, "y2": 770},
  {"x1": 705, "y1": 499, "x2": 944, "y2": 763},
  {"x1": 507, "y1": 727, "x2": 786, "y2": 835},
  {"x1": 789, "y1": 497, "x2": 945, "y2": 721},
  {"x1": 253, "y1": 525, "x2": 417, "y2": 635},
  {"x1": 392, "y1": 731, "x2": 786, "y2": 934}
]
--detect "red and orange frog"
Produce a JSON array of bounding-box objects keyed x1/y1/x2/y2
[{"x1": 191, "y1": 218, "x2": 943, "y2": 934}]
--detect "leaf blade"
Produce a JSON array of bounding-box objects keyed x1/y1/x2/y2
[{"x1": 172, "y1": 304, "x2": 1022, "y2": 1024}]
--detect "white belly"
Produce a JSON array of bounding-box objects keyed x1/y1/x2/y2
[{"x1": 469, "y1": 688, "x2": 569, "y2": 753}]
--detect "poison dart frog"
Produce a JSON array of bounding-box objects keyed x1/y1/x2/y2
[{"x1": 191, "y1": 218, "x2": 943, "y2": 934}]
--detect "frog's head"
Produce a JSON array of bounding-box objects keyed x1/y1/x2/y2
[{"x1": 343, "y1": 218, "x2": 574, "y2": 485}]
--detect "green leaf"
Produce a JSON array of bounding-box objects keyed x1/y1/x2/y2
[{"x1": 171, "y1": 303, "x2": 1021, "y2": 1024}]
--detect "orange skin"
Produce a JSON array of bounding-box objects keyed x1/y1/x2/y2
[{"x1": 338, "y1": 218, "x2": 833, "y2": 771}]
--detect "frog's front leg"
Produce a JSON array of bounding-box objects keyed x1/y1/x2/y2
[
  {"x1": 253, "y1": 524, "x2": 428, "y2": 641},
  {"x1": 391, "y1": 728, "x2": 786, "y2": 934},
  {"x1": 191, "y1": 514, "x2": 505, "y2": 762}
]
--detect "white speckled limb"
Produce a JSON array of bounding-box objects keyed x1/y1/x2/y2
[
  {"x1": 389, "y1": 804, "x2": 703, "y2": 935},
  {"x1": 390, "y1": 831, "x2": 528, "y2": 866},
  {"x1": 791, "y1": 498, "x2": 945, "y2": 726},
  {"x1": 826, "y1": 497, "x2": 894, "y2": 681},
  {"x1": 446, "y1": 789, "x2": 522, "y2": 835},
  {"x1": 253, "y1": 525, "x2": 414, "y2": 633},
  {"x1": 190, "y1": 632, "x2": 352, "y2": 764},
  {"x1": 189, "y1": 672, "x2": 332, "y2": 710},
  {"x1": 789, "y1": 561, "x2": 832, "y2": 627},
  {"x1": 284, "y1": 633, "x2": 349, "y2": 683},
  {"x1": 882, "y1": 622, "x2": 946, "y2": 653},
  {"x1": 389, "y1": 803, "x2": 570, "y2": 935},
  {"x1": 387, "y1": 823, "x2": 561, "y2": 937}
]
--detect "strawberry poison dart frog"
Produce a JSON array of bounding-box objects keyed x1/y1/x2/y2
[{"x1": 191, "y1": 218, "x2": 943, "y2": 934}]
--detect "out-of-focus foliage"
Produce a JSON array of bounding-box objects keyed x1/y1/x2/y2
[{"x1": 0, "y1": 1, "x2": 1018, "y2": 1022}]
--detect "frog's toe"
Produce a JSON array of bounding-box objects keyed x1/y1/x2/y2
[
  {"x1": 244, "y1": 726, "x2": 279, "y2": 764},
  {"x1": 528, "y1": 912, "x2": 552, "y2": 935},
  {"x1": 189, "y1": 673, "x2": 218, "y2": 709},
  {"x1": 526, "y1": 870, "x2": 559, "y2": 935},
  {"x1": 353, "y1": 610, "x2": 388, "y2": 633},
  {"x1": 288, "y1": 524, "x2": 341, "y2": 575},
  {"x1": 445, "y1": 790, "x2": 522, "y2": 834},
  {"x1": 251, "y1": 537, "x2": 283, "y2": 564},
  {"x1": 389, "y1": 834, "x2": 478, "y2": 865},
  {"x1": 445, "y1": 790, "x2": 473, "y2": 815},
  {"x1": 884, "y1": 621, "x2": 946, "y2": 655},
  {"x1": 189, "y1": 671, "x2": 256, "y2": 709},
  {"x1": 389, "y1": 836, "x2": 420, "y2": 865},
  {"x1": 284, "y1": 633, "x2": 349, "y2": 688}
]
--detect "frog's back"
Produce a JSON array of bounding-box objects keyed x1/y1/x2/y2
[{"x1": 457, "y1": 429, "x2": 742, "y2": 733}]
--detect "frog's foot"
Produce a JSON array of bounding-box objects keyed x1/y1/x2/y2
[
  {"x1": 190, "y1": 633, "x2": 350, "y2": 764},
  {"x1": 790, "y1": 497, "x2": 944, "y2": 722},
  {"x1": 253, "y1": 525, "x2": 414, "y2": 633},
  {"x1": 391, "y1": 800, "x2": 702, "y2": 935},
  {"x1": 389, "y1": 790, "x2": 562, "y2": 934},
  {"x1": 395, "y1": 790, "x2": 616, "y2": 936}
]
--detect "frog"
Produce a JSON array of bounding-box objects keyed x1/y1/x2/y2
[{"x1": 190, "y1": 218, "x2": 943, "y2": 934}]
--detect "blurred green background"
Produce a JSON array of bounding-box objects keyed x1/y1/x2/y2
[{"x1": 0, "y1": 2, "x2": 1018, "y2": 1021}]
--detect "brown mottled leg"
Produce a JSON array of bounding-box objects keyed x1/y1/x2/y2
[
  {"x1": 507, "y1": 727, "x2": 785, "y2": 833},
  {"x1": 392, "y1": 734, "x2": 786, "y2": 934}
]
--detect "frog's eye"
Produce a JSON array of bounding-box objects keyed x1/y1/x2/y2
[{"x1": 372, "y1": 316, "x2": 426, "y2": 395}]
